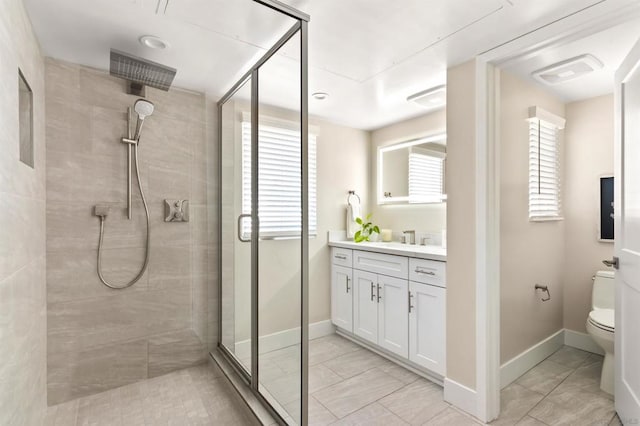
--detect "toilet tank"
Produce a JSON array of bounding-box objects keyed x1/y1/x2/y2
[{"x1": 592, "y1": 270, "x2": 615, "y2": 310}]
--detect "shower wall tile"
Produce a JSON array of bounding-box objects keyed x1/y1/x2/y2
[
  {"x1": 147, "y1": 162, "x2": 191, "y2": 202},
  {"x1": 78, "y1": 67, "x2": 131, "y2": 111},
  {"x1": 148, "y1": 329, "x2": 206, "y2": 378},
  {"x1": 45, "y1": 99, "x2": 93, "y2": 155},
  {"x1": 0, "y1": 257, "x2": 47, "y2": 425},
  {"x1": 0, "y1": 1, "x2": 46, "y2": 421},
  {"x1": 148, "y1": 245, "x2": 192, "y2": 289},
  {"x1": 0, "y1": 195, "x2": 45, "y2": 280},
  {"x1": 46, "y1": 58, "x2": 216, "y2": 403},
  {"x1": 46, "y1": 247, "x2": 149, "y2": 304},
  {"x1": 47, "y1": 201, "x2": 147, "y2": 251},
  {"x1": 47, "y1": 339, "x2": 148, "y2": 405},
  {"x1": 48, "y1": 288, "x2": 191, "y2": 353},
  {"x1": 46, "y1": 149, "x2": 128, "y2": 203}
]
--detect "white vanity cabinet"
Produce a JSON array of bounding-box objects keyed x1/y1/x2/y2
[
  {"x1": 353, "y1": 269, "x2": 378, "y2": 344},
  {"x1": 331, "y1": 265, "x2": 353, "y2": 332},
  {"x1": 409, "y1": 281, "x2": 445, "y2": 374},
  {"x1": 330, "y1": 247, "x2": 354, "y2": 332},
  {"x1": 330, "y1": 244, "x2": 446, "y2": 377},
  {"x1": 378, "y1": 274, "x2": 409, "y2": 357}
]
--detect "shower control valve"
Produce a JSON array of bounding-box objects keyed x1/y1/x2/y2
[{"x1": 164, "y1": 199, "x2": 189, "y2": 222}]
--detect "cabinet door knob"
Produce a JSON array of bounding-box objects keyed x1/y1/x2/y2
[
  {"x1": 370, "y1": 282, "x2": 375, "y2": 301},
  {"x1": 377, "y1": 284, "x2": 382, "y2": 303},
  {"x1": 346, "y1": 276, "x2": 350, "y2": 293},
  {"x1": 409, "y1": 291, "x2": 414, "y2": 313},
  {"x1": 335, "y1": 254, "x2": 347, "y2": 260}
]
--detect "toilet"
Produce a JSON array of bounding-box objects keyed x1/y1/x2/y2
[{"x1": 585, "y1": 270, "x2": 615, "y2": 395}]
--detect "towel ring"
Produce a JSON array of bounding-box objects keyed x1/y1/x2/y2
[{"x1": 347, "y1": 190, "x2": 360, "y2": 205}]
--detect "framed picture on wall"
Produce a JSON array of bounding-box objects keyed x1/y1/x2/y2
[{"x1": 599, "y1": 175, "x2": 614, "y2": 242}]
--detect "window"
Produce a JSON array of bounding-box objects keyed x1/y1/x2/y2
[
  {"x1": 241, "y1": 117, "x2": 317, "y2": 239},
  {"x1": 528, "y1": 107, "x2": 565, "y2": 220},
  {"x1": 408, "y1": 148, "x2": 445, "y2": 203}
]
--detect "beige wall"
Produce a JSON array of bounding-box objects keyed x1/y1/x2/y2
[
  {"x1": 500, "y1": 70, "x2": 566, "y2": 363},
  {"x1": 45, "y1": 59, "x2": 216, "y2": 404},
  {"x1": 446, "y1": 60, "x2": 477, "y2": 388},
  {"x1": 370, "y1": 109, "x2": 447, "y2": 232},
  {"x1": 563, "y1": 94, "x2": 614, "y2": 333},
  {"x1": 0, "y1": 0, "x2": 47, "y2": 423}
]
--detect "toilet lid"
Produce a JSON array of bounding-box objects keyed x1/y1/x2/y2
[{"x1": 589, "y1": 309, "x2": 615, "y2": 331}]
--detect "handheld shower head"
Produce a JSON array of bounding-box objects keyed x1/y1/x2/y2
[
  {"x1": 132, "y1": 99, "x2": 154, "y2": 140},
  {"x1": 134, "y1": 99, "x2": 154, "y2": 120}
]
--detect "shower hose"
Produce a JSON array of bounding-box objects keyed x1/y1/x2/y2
[{"x1": 96, "y1": 144, "x2": 150, "y2": 289}]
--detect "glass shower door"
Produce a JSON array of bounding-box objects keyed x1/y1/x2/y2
[
  {"x1": 257, "y1": 30, "x2": 304, "y2": 424},
  {"x1": 219, "y1": 78, "x2": 253, "y2": 375},
  {"x1": 217, "y1": 8, "x2": 309, "y2": 425}
]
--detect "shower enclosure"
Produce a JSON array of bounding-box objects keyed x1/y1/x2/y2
[{"x1": 217, "y1": 1, "x2": 310, "y2": 424}]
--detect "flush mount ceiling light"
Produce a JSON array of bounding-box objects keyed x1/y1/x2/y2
[
  {"x1": 407, "y1": 85, "x2": 446, "y2": 109},
  {"x1": 139, "y1": 35, "x2": 169, "y2": 50},
  {"x1": 311, "y1": 92, "x2": 329, "y2": 100},
  {"x1": 532, "y1": 54, "x2": 603, "y2": 85}
]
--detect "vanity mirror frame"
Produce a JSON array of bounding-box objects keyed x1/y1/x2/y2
[{"x1": 377, "y1": 132, "x2": 447, "y2": 205}]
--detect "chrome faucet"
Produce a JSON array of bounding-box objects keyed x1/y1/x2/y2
[{"x1": 403, "y1": 230, "x2": 416, "y2": 245}]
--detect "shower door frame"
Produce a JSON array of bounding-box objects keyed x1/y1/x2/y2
[{"x1": 216, "y1": 2, "x2": 310, "y2": 424}]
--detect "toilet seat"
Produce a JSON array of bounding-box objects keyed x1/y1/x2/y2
[{"x1": 588, "y1": 309, "x2": 615, "y2": 333}]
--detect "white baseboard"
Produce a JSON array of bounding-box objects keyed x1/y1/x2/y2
[
  {"x1": 564, "y1": 329, "x2": 604, "y2": 355},
  {"x1": 500, "y1": 328, "x2": 605, "y2": 389},
  {"x1": 444, "y1": 378, "x2": 478, "y2": 418},
  {"x1": 500, "y1": 329, "x2": 564, "y2": 389},
  {"x1": 234, "y1": 320, "x2": 335, "y2": 359}
]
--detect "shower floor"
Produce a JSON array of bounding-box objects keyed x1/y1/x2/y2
[{"x1": 44, "y1": 363, "x2": 259, "y2": 426}]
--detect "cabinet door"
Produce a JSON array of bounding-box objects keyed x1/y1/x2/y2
[
  {"x1": 353, "y1": 270, "x2": 378, "y2": 344},
  {"x1": 378, "y1": 275, "x2": 409, "y2": 357},
  {"x1": 331, "y1": 265, "x2": 353, "y2": 332},
  {"x1": 409, "y1": 281, "x2": 446, "y2": 375}
]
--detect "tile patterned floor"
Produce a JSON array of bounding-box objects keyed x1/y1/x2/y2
[
  {"x1": 44, "y1": 363, "x2": 260, "y2": 426},
  {"x1": 44, "y1": 337, "x2": 621, "y2": 426},
  {"x1": 258, "y1": 334, "x2": 480, "y2": 425},
  {"x1": 494, "y1": 346, "x2": 620, "y2": 426}
]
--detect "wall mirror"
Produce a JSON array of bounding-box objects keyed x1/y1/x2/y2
[{"x1": 377, "y1": 133, "x2": 446, "y2": 205}]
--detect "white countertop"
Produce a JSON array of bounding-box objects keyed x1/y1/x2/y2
[{"x1": 328, "y1": 240, "x2": 447, "y2": 262}]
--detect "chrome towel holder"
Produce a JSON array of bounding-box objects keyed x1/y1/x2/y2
[{"x1": 347, "y1": 190, "x2": 360, "y2": 205}]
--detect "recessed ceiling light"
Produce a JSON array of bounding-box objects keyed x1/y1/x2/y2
[
  {"x1": 407, "y1": 85, "x2": 446, "y2": 110},
  {"x1": 312, "y1": 92, "x2": 329, "y2": 100},
  {"x1": 532, "y1": 54, "x2": 603, "y2": 85},
  {"x1": 139, "y1": 35, "x2": 169, "y2": 50}
]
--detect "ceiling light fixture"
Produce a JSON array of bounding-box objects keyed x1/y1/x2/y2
[
  {"x1": 312, "y1": 92, "x2": 329, "y2": 100},
  {"x1": 139, "y1": 35, "x2": 169, "y2": 50},
  {"x1": 532, "y1": 54, "x2": 603, "y2": 85},
  {"x1": 407, "y1": 85, "x2": 446, "y2": 110}
]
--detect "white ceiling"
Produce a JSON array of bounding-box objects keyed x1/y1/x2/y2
[
  {"x1": 501, "y1": 18, "x2": 640, "y2": 102},
  {"x1": 23, "y1": 0, "x2": 640, "y2": 130}
]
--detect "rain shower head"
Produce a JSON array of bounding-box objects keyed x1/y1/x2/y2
[
  {"x1": 134, "y1": 99, "x2": 154, "y2": 120},
  {"x1": 110, "y1": 49, "x2": 176, "y2": 92}
]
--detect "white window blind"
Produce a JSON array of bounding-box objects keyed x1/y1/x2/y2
[
  {"x1": 408, "y1": 148, "x2": 445, "y2": 204},
  {"x1": 241, "y1": 119, "x2": 317, "y2": 239},
  {"x1": 528, "y1": 118, "x2": 561, "y2": 219}
]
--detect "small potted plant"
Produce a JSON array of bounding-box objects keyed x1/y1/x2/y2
[{"x1": 354, "y1": 214, "x2": 380, "y2": 243}]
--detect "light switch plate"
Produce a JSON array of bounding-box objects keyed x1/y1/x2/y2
[{"x1": 164, "y1": 199, "x2": 189, "y2": 222}]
